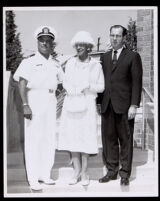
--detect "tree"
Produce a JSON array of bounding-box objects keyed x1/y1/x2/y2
[
  {"x1": 6, "y1": 11, "x2": 23, "y2": 74},
  {"x1": 125, "y1": 17, "x2": 137, "y2": 52}
]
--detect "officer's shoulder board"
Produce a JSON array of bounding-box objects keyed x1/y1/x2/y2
[{"x1": 24, "y1": 54, "x2": 35, "y2": 59}]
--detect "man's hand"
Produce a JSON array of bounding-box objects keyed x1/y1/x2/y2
[
  {"x1": 97, "y1": 104, "x2": 101, "y2": 115},
  {"x1": 128, "y1": 105, "x2": 137, "y2": 120},
  {"x1": 23, "y1": 105, "x2": 32, "y2": 120}
]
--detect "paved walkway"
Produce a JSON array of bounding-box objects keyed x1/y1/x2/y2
[{"x1": 5, "y1": 148, "x2": 158, "y2": 197}]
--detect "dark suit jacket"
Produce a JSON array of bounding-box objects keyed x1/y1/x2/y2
[{"x1": 97, "y1": 48, "x2": 143, "y2": 114}]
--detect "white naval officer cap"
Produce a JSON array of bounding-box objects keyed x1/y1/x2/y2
[{"x1": 34, "y1": 25, "x2": 57, "y2": 41}]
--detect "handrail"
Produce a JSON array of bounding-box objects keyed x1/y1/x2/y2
[
  {"x1": 141, "y1": 86, "x2": 154, "y2": 151},
  {"x1": 142, "y1": 87, "x2": 154, "y2": 102}
]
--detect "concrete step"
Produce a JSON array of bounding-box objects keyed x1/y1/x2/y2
[
  {"x1": 7, "y1": 177, "x2": 158, "y2": 197},
  {"x1": 7, "y1": 166, "x2": 104, "y2": 182},
  {"x1": 7, "y1": 165, "x2": 157, "y2": 198},
  {"x1": 6, "y1": 150, "x2": 157, "y2": 196},
  {"x1": 7, "y1": 148, "x2": 155, "y2": 182},
  {"x1": 7, "y1": 148, "x2": 152, "y2": 166},
  {"x1": 6, "y1": 147, "x2": 157, "y2": 197},
  {"x1": 7, "y1": 150, "x2": 104, "y2": 181},
  {"x1": 7, "y1": 161, "x2": 155, "y2": 182},
  {"x1": 7, "y1": 149, "x2": 103, "y2": 166}
]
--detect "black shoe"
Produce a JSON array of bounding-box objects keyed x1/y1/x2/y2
[
  {"x1": 99, "y1": 174, "x2": 117, "y2": 183},
  {"x1": 120, "y1": 178, "x2": 129, "y2": 186}
]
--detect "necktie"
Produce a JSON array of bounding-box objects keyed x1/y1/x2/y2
[{"x1": 112, "y1": 50, "x2": 118, "y2": 67}]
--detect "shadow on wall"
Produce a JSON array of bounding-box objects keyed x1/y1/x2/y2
[{"x1": 7, "y1": 74, "x2": 24, "y2": 153}]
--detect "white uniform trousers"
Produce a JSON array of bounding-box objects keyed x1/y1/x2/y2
[{"x1": 24, "y1": 98, "x2": 56, "y2": 183}]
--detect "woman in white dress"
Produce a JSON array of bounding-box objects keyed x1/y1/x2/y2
[{"x1": 58, "y1": 31, "x2": 105, "y2": 185}]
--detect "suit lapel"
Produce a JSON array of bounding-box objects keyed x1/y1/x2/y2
[
  {"x1": 108, "y1": 51, "x2": 113, "y2": 71},
  {"x1": 107, "y1": 51, "x2": 113, "y2": 74},
  {"x1": 112, "y1": 48, "x2": 127, "y2": 72},
  {"x1": 102, "y1": 51, "x2": 112, "y2": 77}
]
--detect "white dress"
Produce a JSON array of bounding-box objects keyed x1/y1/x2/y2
[
  {"x1": 57, "y1": 57, "x2": 104, "y2": 154},
  {"x1": 13, "y1": 52, "x2": 63, "y2": 182}
]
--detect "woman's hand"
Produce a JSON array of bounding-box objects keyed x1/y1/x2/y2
[{"x1": 81, "y1": 82, "x2": 90, "y2": 92}]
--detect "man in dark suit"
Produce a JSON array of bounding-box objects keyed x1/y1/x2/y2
[{"x1": 98, "y1": 25, "x2": 143, "y2": 186}]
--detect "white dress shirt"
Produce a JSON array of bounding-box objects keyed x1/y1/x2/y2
[{"x1": 112, "y1": 46, "x2": 124, "y2": 60}]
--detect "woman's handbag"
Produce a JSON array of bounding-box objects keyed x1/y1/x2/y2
[{"x1": 65, "y1": 94, "x2": 87, "y2": 113}]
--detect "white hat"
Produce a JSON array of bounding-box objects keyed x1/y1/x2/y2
[
  {"x1": 71, "y1": 31, "x2": 95, "y2": 47},
  {"x1": 34, "y1": 25, "x2": 57, "y2": 41}
]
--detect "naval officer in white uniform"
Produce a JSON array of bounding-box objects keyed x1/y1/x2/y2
[{"x1": 14, "y1": 26, "x2": 63, "y2": 191}]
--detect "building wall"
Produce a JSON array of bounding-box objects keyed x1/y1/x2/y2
[
  {"x1": 137, "y1": 9, "x2": 154, "y2": 94},
  {"x1": 136, "y1": 9, "x2": 154, "y2": 151}
]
